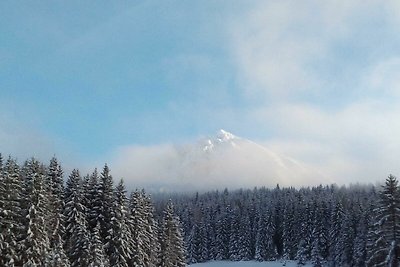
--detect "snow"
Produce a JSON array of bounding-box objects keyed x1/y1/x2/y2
[
  {"x1": 189, "y1": 260, "x2": 312, "y2": 267},
  {"x1": 216, "y1": 129, "x2": 237, "y2": 142}
]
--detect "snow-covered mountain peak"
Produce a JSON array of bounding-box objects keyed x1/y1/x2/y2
[
  {"x1": 114, "y1": 129, "x2": 324, "y2": 191},
  {"x1": 216, "y1": 129, "x2": 236, "y2": 142},
  {"x1": 201, "y1": 130, "x2": 239, "y2": 152}
]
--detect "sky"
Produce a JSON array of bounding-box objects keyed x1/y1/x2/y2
[{"x1": 1, "y1": 0, "x2": 400, "y2": 189}]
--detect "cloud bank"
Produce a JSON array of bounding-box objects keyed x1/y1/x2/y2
[{"x1": 107, "y1": 131, "x2": 326, "y2": 192}]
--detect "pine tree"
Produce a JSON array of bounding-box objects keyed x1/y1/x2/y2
[
  {"x1": 200, "y1": 208, "x2": 214, "y2": 262},
  {"x1": 255, "y1": 211, "x2": 277, "y2": 261},
  {"x1": 329, "y1": 200, "x2": 345, "y2": 266},
  {"x1": 353, "y1": 206, "x2": 370, "y2": 267},
  {"x1": 228, "y1": 207, "x2": 241, "y2": 261},
  {"x1": 214, "y1": 206, "x2": 230, "y2": 260},
  {"x1": 160, "y1": 201, "x2": 186, "y2": 267},
  {"x1": 46, "y1": 157, "x2": 69, "y2": 266},
  {"x1": 296, "y1": 239, "x2": 308, "y2": 266},
  {"x1": 140, "y1": 190, "x2": 161, "y2": 267},
  {"x1": 297, "y1": 202, "x2": 313, "y2": 262},
  {"x1": 238, "y1": 213, "x2": 252, "y2": 260},
  {"x1": 107, "y1": 179, "x2": 132, "y2": 267},
  {"x1": 98, "y1": 164, "x2": 115, "y2": 244},
  {"x1": 46, "y1": 233, "x2": 70, "y2": 267},
  {"x1": 88, "y1": 223, "x2": 109, "y2": 267},
  {"x1": 63, "y1": 169, "x2": 91, "y2": 267},
  {"x1": 129, "y1": 190, "x2": 146, "y2": 266},
  {"x1": 311, "y1": 200, "x2": 329, "y2": 266},
  {"x1": 20, "y1": 158, "x2": 51, "y2": 266},
  {"x1": 367, "y1": 175, "x2": 400, "y2": 266},
  {"x1": 187, "y1": 222, "x2": 203, "y2": 263},
  {"x1": 0, "y1": 157, "x2": 23, "y2": 266},
  {"x1": 86, "y1": 169, "x2": 101, "y2": 232},
  {"x1": 282, "y1": 200, "x2": 297, "y2": 260}
]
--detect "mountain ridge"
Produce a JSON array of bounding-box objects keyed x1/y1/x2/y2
[{"x1": 112, "y1": 129, "x2": 325, "y2": 192}]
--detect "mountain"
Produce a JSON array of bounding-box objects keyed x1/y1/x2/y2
[
  {"x1": 174, "y1": 129, "x2": 322, "y2": 190},
  {"x1": 112, "y1": 130, "x2": 324, "y2": 192}
]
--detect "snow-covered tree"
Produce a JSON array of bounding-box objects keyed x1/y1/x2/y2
[
  {"x1": 88, "y1": 223, "x2": 109, "y2": 267},
  {"x1": 367, "y1": 175, "x2": 400, "y2": 266},
  {"x1": 160, "y1": 201, "x2": 186, "y2": 267},
  {"x1": 20, "y1": 158, "x2": 51, "y2": 266},
  {"x1": 85, "y1": 169, "x2": 101, "y2": 232},
  {"x1": 0, "y1": 157, "x2": 23, "y2": 266},
  {"x1": 129, "y1": 190, "x2": 146, "y2": 266},
  {"x1": 63, "y1": 169, "x2": 91, "y2": 267},
  {"x1": 140, "y1": 190, "x2": 161, "y2": 267},
  {"x1": 106, "y1": 179, "x2": 132, "y2": 267},
  {"x1": 255, "y1": 211, "x2": 277, "y2": 261},
  {"x1": 98, "y1": 164, "x2": 115, "y2": 244},
  {"x1": 46, "y1": 157, "x2": 69, "y2": 266}
]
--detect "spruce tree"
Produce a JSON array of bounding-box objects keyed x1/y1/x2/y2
[
  {"x1": 140, "y1": 190, "x2": 161, "y2": 267},
  {"x1": 63, "y1": 169, "x2": 91, "y2": 267},
  {"x1": 187, "y1": 222, "x2": 203, "y2": 263},
  {"x1": 214, "y1": 207, "x2": 230, "y2": 260},
  {"x1": 238, "y1": 213, "x2": 252, "y2": 260},
  {"x1": 329, "y1": 200, "x2": 345, "y2": 266},
  {"x1": 367, "y1": 175, "x2": 400, "y2": 266},
  {"x1": 255, "y1": 211, "x2": 277, "y2": 261},
  {"x1": 46, "y1": 157, "x2": 69, "y2": 266},
  {"x1": 129, "y1": 190, "x2": 146, "y2": 266},
  {"x1": 107, "y1": 179, "x2": 132, "y2": 267},
  {"x1": 98, "y1": 164, "x2": 115, "y2": 244},
  {"x1": 160, "y1": 201, "x2": 186, "y2": 267},
  {"x1": 228, "y1": 207, "x2": 241, "y2": 261},
  {"x1": 20, "y1": 158, "x2": 51, "y2": 266},
  {"x1": 86, "y1": 169, "x2": 101, "y2": 232},
  {"x1": 88, "y1": 223, "x2": 109, "y2": 267},
  {"x1": 0, "y1": 157, "x2": 23, "y2": 266}
]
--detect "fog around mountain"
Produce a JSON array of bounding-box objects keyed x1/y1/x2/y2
[{"x1": 110, "y1": 130, "x2": 326, "y2": 192}]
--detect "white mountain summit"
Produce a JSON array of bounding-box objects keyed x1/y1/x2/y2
[
  {"x1": 112, "y1": 130, "x2": 323, "y2": 192},
  {"x1": 174, "y1": 129, "x2": 322, "y2": 190}
]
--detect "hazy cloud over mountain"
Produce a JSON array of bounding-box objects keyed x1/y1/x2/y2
[{"x1": 110, "y1": 130, "x2": 325, "y2": 192}]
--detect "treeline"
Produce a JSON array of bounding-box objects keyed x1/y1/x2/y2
[
  {"x1": 1, "y1": 153, "x2": 399, "y2": 267},
  {"x1": 170, "y1": 177, "x2": 400, "y2": 266},
  {"x1": 0, "y1": 155, "x2": 186, "y2": 267}
]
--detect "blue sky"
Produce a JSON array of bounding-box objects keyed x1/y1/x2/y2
[{"x1": 2, "y1": 1, "x2": 400, "y2": 186}]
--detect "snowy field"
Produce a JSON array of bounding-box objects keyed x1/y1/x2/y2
[{"x1": 189, "y1": 260, "x2": 312, "y2": 267}]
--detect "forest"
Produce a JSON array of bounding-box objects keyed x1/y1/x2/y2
[
  {"x1": 0, "y1": 155, "x2": 399, "y2": 266},
  {"x1": 170, "y1": 180, "x2": 399, "y2": 266},
  {"x1": 0, "y1": 155, "x2": 185, "y2": 267}
]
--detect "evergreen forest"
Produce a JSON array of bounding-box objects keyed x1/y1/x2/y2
[{"x1": 0, "y1": 154, "x2": 399, "y2": 266}]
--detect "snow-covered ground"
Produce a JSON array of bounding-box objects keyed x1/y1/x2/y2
[{"x1": 189, "y1": 260, "x2": 312, "y2": 267}]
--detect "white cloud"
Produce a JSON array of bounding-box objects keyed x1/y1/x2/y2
[
  {"x1": 227, "y1": 0, "x2": 397, "y2": 99},
  {"x1": 253, "y1": 99, "x2": 400, "y2": 185},
  {"x1": 104, "y1": 0, "x2": 400, "y2": 190},
  {"x1": 108, "y1": 134, "x2": 325, "y2": 192},
  {"x1": 217, "y1": 0, "x2": 400, "y2": 185},
  {"x1": 366, "y1": 57, "x2": 400, "y2": 97}
]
